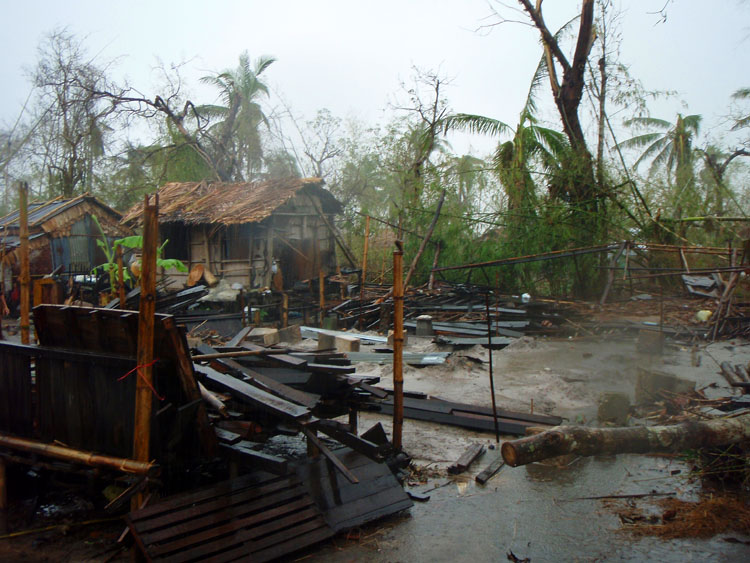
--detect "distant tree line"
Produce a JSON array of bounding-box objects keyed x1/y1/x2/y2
[{"x1": 1, "y1": 0, "x2": 748, "y2": 297}]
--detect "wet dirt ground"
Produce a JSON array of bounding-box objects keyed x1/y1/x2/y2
[{"x1": 301, "y1": 333, "x2": 750, "y2": 562}]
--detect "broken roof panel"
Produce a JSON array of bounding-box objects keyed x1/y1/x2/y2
[{"x1": 121, "y1": 177, "x2": 342, "y2": 227}]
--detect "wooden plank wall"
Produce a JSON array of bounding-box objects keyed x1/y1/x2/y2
[{"x1": 0, "y1": 352, "x2": 32, "y2": 437}]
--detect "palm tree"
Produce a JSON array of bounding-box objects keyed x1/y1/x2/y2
[
  {"x1": 199, "y1": 52, "x2": 276, "y2": 181},
  {"x1": 620, "y1": 114, "x2": 702, "y2": 218},
  {"x1": 444, "y1": 54, "x2": 568, "y2": 210}
]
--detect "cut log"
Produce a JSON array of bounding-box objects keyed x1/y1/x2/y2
[{"x1": 501, "y1": 416, "x2": 750, "y2": 467}]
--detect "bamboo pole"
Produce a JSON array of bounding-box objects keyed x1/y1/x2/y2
[
  {"x1": 281, "y1": 292, "x2": 289, "y2": 328},
  {"x1": 116, "y1": 244, "x2": 126, "y2": 308},
  {"x1": 132, "y1": 195, "x2": 158, "y2": 510},
  {"x1": 0, "y1": 433, "x2": 156, "y2": 475},
  {"x1": 18, "y1": 182, "x2": 29, "y2": 345},
  {"x1": 501, "y1": 416, "x2": 750, "y2": 467},
  {"x1": 392, "y1": 241, "x2": 404, "y2": 451}
]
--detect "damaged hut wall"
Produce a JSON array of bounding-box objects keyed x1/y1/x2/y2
[{"x1": 158, "y1": 198, "x2": 338, "y2": 290}]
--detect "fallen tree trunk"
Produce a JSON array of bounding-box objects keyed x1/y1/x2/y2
[{"x1": 501, "y1": 416, "x2": 750, "y2": 467}]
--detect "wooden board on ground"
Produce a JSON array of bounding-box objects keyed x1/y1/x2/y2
[
  {"x1": 295, "y1": 447, "x2": 412, "y2": 532},
  {"x1": 127, "y1": 472, "x2": 333, "y2": 562}
]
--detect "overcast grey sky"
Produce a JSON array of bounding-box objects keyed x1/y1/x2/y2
[{"x1": 1, "y1": 1, "x2": 748, "y2": 155}]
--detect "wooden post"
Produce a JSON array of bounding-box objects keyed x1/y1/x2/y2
[
  {"x1": 0, "y1": 457, "x2": 7, "y2": 534},
  {"x1": 485, "y1": 293, "x2": 500, "y2": 443},
  {"x1": 132, "y1": 195, "x2": 158, "y2": 510},
  {"x1": 18, "y1": 182, "x2": 30, "y2": 345},
  {"x1": 319, "y1": 270, "x2": 325, "y2": 327},
  {"x1": 392, "y1": 241, "x2": 404, "y2": 451},
  {"x1": 359, "y1": 216, "x2": 370, "y2": 330},
  {"x1": 116, "y1": 244, "x2": 126, "y2": 308},
  {"x1": 281, "y1": 293, "x2": 289, "y2": 328},
  {"x1": 428, "y1": 240, "x2": 441, "y2": 291}
]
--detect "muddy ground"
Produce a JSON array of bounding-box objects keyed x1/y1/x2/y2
[{"x1": 2, "y1": 323, "x2": 750, "y2": 561}]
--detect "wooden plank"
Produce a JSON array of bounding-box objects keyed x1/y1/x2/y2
[
  {"x1": 157, "y1": 502, "x2": 332, "y2": 563},
  {"x1": 141, "y1": 484, "x2": 308, "y2": 546},
  {"x1": 239, "y1": 342, "x2": 308, "y2": 368},
  {"x1": 194, "y1": 363, "x2": 311, "y2": 421},
  {"x1": 220, "y1": 442, "x2": 289, "y2": 475},
  {"x1": 307, "y1": 363, "x2": 356, "y2": 375},
  {"x1": 152, "y1": 502, "x2": 319, "y2": 558},
  {"x1": 135, "y1": 479, "x2": 302, "y2": 535},
  {"x1": 129, "y1": 472, "x2": 283, "y2": 521},
  {"x1": 162, "y1": 318, "x2": 217, "y2": 456},
  {"x1": 448, "y1": 443, "x2": 485, "y2": 474},
  {"x1": 314, "y1": 420, "x2": 386, "y2": 461},
  {"x1": 226, "y1": 326, "x2": 252, "y2": 347},
  {"x1": 197, "y1": 343, "x2": 318, "y2": 408},
  {"x1": 0, "y1": 352, "x2": 32, "y2": 436},
  {"x1": 301, "y1": 427, "x2": 359, "y2": 484},
  {"x1": 475, "y1": 453, "x2": 505, "y2": 485}
]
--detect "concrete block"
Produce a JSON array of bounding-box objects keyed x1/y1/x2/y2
[
  {"x1": 247, "y1": 327, "x2": 280, "y2": 346},
  {"x1": 335, "y1": 334, "x2": 360, "y2": 352},
  {"x1": 277, "y1": 324, "x2": 301, "y2": 344},
  {"x1": 597, "y1": 392, "x2": 630, "y2": 425},
  {"x1": 635, "y1": 367, "x2": 694, "y2": 404},
  {"x1": 415, "y1": 315, "x2": 434, "y2": 336}
]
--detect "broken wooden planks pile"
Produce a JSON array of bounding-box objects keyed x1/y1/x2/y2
[
  {"x1": 126, "y1": 448, "x2": 411, "y2": 562},
  {"x1": 327, "y1": 283, "x2": 577, "y2": 341}
]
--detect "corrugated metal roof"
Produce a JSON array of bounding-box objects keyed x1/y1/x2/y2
[
  {"x1": 120, "y1": 178, "x2": 341, "y2": 226},
  {"x1": 0, "y1": 194, "x2": 122, "y2": 230}
]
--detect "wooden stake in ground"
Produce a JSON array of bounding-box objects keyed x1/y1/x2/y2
[
  {"x1": 485, "y1": 293, "x2": 500, "y2": 443},
  {"x1": 392, "y1": 241, "x2": 405, "y2": 451},
  {"x1": 359, "y1": 215, "x2": 370, "y2": 330},
  {"x1": 18, "y1": 182, "x2": 30, "y2": 345},
  {"x1": 132, "y1": 195, "x2": 158, "y2": 510},
  {"x1": 318, "y1": 270, "x2": 325, "y2": 327},
  {"x1": 501, "y1": 416, "x2": 750, "y2": 467}
]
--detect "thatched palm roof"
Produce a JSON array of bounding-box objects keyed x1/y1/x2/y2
[{"x1": 121, "y1": 178, "x2": 341, "y2": 226}]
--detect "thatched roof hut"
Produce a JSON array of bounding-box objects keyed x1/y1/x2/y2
[{"x1": 122, "y1": 178, "x2": 343, "y2": 290}]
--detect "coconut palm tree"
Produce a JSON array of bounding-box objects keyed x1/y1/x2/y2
[
  {"x1": 199, "y1": 52, "x2": 276, "y2": 181},
  {"x1": 444, "y1": 54, "x2": 568, "y2": 210},
  {"x1": 620, "y1": 113, "x2": 702, "y2": 217}
]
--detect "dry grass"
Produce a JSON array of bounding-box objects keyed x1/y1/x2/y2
[{"x1": 615, "y1": 495, "x2": 750, "y2": 539}]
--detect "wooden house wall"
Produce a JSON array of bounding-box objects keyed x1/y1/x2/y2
[{"x1": 160, "y1": 193, "x2": 338, "y2": 290}]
